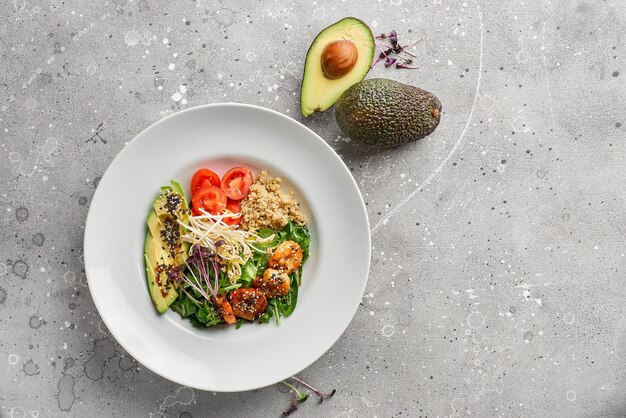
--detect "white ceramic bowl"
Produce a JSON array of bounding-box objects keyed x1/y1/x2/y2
[{"x1": 84, "y1": 103, "x2": 370, "y2": 391}]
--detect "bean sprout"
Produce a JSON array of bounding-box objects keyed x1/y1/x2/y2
[{"x1": 178, "y1": 209, "x2": 275, "y2": 283}]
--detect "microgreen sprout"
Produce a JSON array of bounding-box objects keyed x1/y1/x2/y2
[
  {"x1": 290, "y1": 376, "x2": 336, "y2": 403},
  {"x1": 282, "y1": 401, "x2": 298, "y2": 417},
  {"x1": 281, "y1": 380, "x2": 309, "y2": 416},
  {"x1": 282, "y1": 381, "x2": 310, "y2": 403},
  {"x1": 179, "y1": 209, "x2": 275, "y2": 283},
  {"x1": 280, "y1": 376, "x2": 336, "y2": 415},
  {"x1": 371, "y1": 30, "x2": 422, "y2": 70},
  {"x1": 169, "y1": 244, "x2": 220, "y2": 304}
]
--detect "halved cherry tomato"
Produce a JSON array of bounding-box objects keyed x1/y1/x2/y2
[
  {"x1": 191, "y1": 168, "x2": 220, "y2": 195},
  {"x1": 191, "y1": 186, "x2": 227, "y2": 216},
  {"x1": 222, "y1": 199, "x2": 242, "y2": 226},
  {"x1": 197, "y1": 178, "x2": 217, "y2": 192},
  {"x1": 221, "y1": 167, "x2": 253, "y2": 200}
]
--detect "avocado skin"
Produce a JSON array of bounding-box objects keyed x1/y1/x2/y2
[{"x1": 335, "y1": 78, "x2": 442, "y2": 147}]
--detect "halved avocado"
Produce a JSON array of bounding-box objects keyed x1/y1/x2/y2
[
  {"x1": 144, "y1": 181, "x2": 190, "y2": 313},
  {"x1": 300, "y1": 17, "x2": 375, "y2": 117}
]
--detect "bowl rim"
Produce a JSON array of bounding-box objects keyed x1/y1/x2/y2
[{"x1": 83, "y1": 103, "x2": 371, "y2": 391}]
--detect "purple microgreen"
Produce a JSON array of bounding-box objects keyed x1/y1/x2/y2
[
  {"x1": 403, "y1": 37, "x2": 423, "y2": 48},
  {"x1": 200, "y1": 260, "x2": 213, "y2": 297},
  {"x1": 183, "y1": 260, "x2": 201, "y2": 289},
  {"x1": 389, "y1": 30, "x2": 398, "y2": 48},
  {"x1": 192, "y1": 245, "x2": 215, "y2": 296},
  {"x1": 178, "y1": 271, "x2": 209, "y2": 301},
  {"x1": 282, "y1": 394, "x2": 298, "y2": 417},
  {"x1": 372, "y1": 40, "x2": 394, "y2": 68},
  {"x1": 179, "y1": 245, "x2": 221, "y2": 300},
  {"x1": 208, "y1": 254, "x2": 221, "y2": 290},
  {"x1": 289, "y1": 376, "x2": 336, "y2": 403},
  {"x1": 398, "y1": 37, "x2": 422, "y2": 58},
  {"x1": 212, "y1": 260, "x2": 219, "y2": 296},
  {"x1": 179, "y1": 285, "x2": 203, "y2": 305},
  {"x1": 167, "y1": 265, "x2": 183, "y2": 283},
  {"x1": 385, "y1": 57, "x2": 397, "y2": 67},
  {"x1": 281, "y1": 380, "x2": 309, "y2": 416},
  {"x1": 372, "y1": 30, "x2": 421, "y2": 70},
  {"x1": 374, "y1": 40, "x2": 393, "y2": 57},
  {"x1": 396, "y1": 62, "x2": 419, "y2": 69}
]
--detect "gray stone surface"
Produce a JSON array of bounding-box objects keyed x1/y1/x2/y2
[{"x1": 1, "y1": 0, "x2": 625, "y2": 416}]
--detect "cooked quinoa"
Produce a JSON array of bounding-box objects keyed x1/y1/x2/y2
[{"x1": 240, "y1": 171, "x2": 307, "y2": 231}]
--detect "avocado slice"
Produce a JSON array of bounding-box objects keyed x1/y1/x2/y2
[
  {"x1": 144, "y1": 181, "x2": 190, "y2": 313},
  {"x1": 300, "y1": 17, "x2": 375, "y2": 117},
  {"x1": 335, "y1": 78, "x2": 442, "y2": 147},
  {"x1": 144, "y1": 252, "x2": 168, "y2": 313},
  {"x1": 144, "y1": 221, "x2": 178, "y2": 310}
]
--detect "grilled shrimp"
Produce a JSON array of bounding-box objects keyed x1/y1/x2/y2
[
  {"x1": 212, "y1": 294, "x2": 236, "y2": 325},
  {"x1": 268, "y1": 240, "x2": 303, "y2": 275},
  {"x1": 228, "y1": 288, "x2": 268, "y2": 321},
  {"x1": 253, "y1": 268, "x2": 290, "y2": 299}
]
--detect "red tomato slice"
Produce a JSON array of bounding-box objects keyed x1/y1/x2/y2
[
  {"x1": 221, "y1": 167, "x2": 253, "y2": 200},
  {"x1": 222, "y1": 199, "x2": 242, "y2": 226},
  {"x1": 191, "y1": 186, "x2": 227, "y2": 216},
  {"x1": 191, "y1": 168, "x2": 220, "y2": 195},
  {"x1": 197, "y1": 178, "x2": 216, "y2": 191}
]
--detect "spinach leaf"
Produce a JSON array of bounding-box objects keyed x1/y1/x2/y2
[
  {"x1": 170, "y1": 295, "x2": 197, "y2": 318},
  {"x1": 283, "y1": 221, "x2": 310, "y2": 262},
  {"x1": 194, "y1": 301, "x2": 222, "y2": 327},
  {"x1": 189, "y1": 317, "x2": 206, "y2": 328},
  {"x1": 257, "y1": 299, "x2": 279, "y2": 324},
  {"x1": 185, "y1": 300, "x2": 222, "y2": 328},
  {"x1": 239, "y1": 260, "x2": 257, "y2": 287},
  {"x1": 190, "y1": 286, "x2": 204, "y2": 300},
  {"x1": 254, "y1": 253, "x2": 270, "y2": 272},
  {"x1": 254, "y1": 228, "x2": 281, "y2": 253},
  {"x1": 278, "y1": 271, "x2": 299, "y2": 317},
  {"x1": 257, "y1": 309, "x2": 272, "y2": 324},
  {"x1": 195, "y1": 306, "x2": 209, "y2": 324},
  {"x1": 269, "y1": 299, "x2": 281, "y2": 325},
  {"x1": 257, "y1": 228, "x2": 276, "y2": 239},
  {"x1": 217, "y1": 270, "x2": 231, "y2": 293}
]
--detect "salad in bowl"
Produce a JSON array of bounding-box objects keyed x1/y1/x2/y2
[{"x1": 144, "y1": 165, "x2": 310, "y2": 329}]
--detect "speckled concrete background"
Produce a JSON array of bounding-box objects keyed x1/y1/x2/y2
[{"x1": 1, "y1": 0, "x2": 625, "y2": 416}]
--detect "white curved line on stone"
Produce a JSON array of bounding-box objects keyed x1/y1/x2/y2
[{"x1": 371, "y1": 2, "x2": 484, "y2": 235}]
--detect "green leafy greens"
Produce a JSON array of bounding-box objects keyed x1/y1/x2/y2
[{"x1": 172, "y1": 220, "x2": 310, "y2": 328}]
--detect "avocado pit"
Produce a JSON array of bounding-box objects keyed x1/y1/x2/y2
[{"x1": 321, "y1": 39, "x2": 358, "y2": 79}]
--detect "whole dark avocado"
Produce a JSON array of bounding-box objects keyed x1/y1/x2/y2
[{"x1": 335, "y1": 78, "x2": 442, "y2": 147}]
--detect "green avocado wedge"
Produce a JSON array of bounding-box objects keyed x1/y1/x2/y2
[{"x1": 144, "y1": 181, "x2": 190, "y2": 313}]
